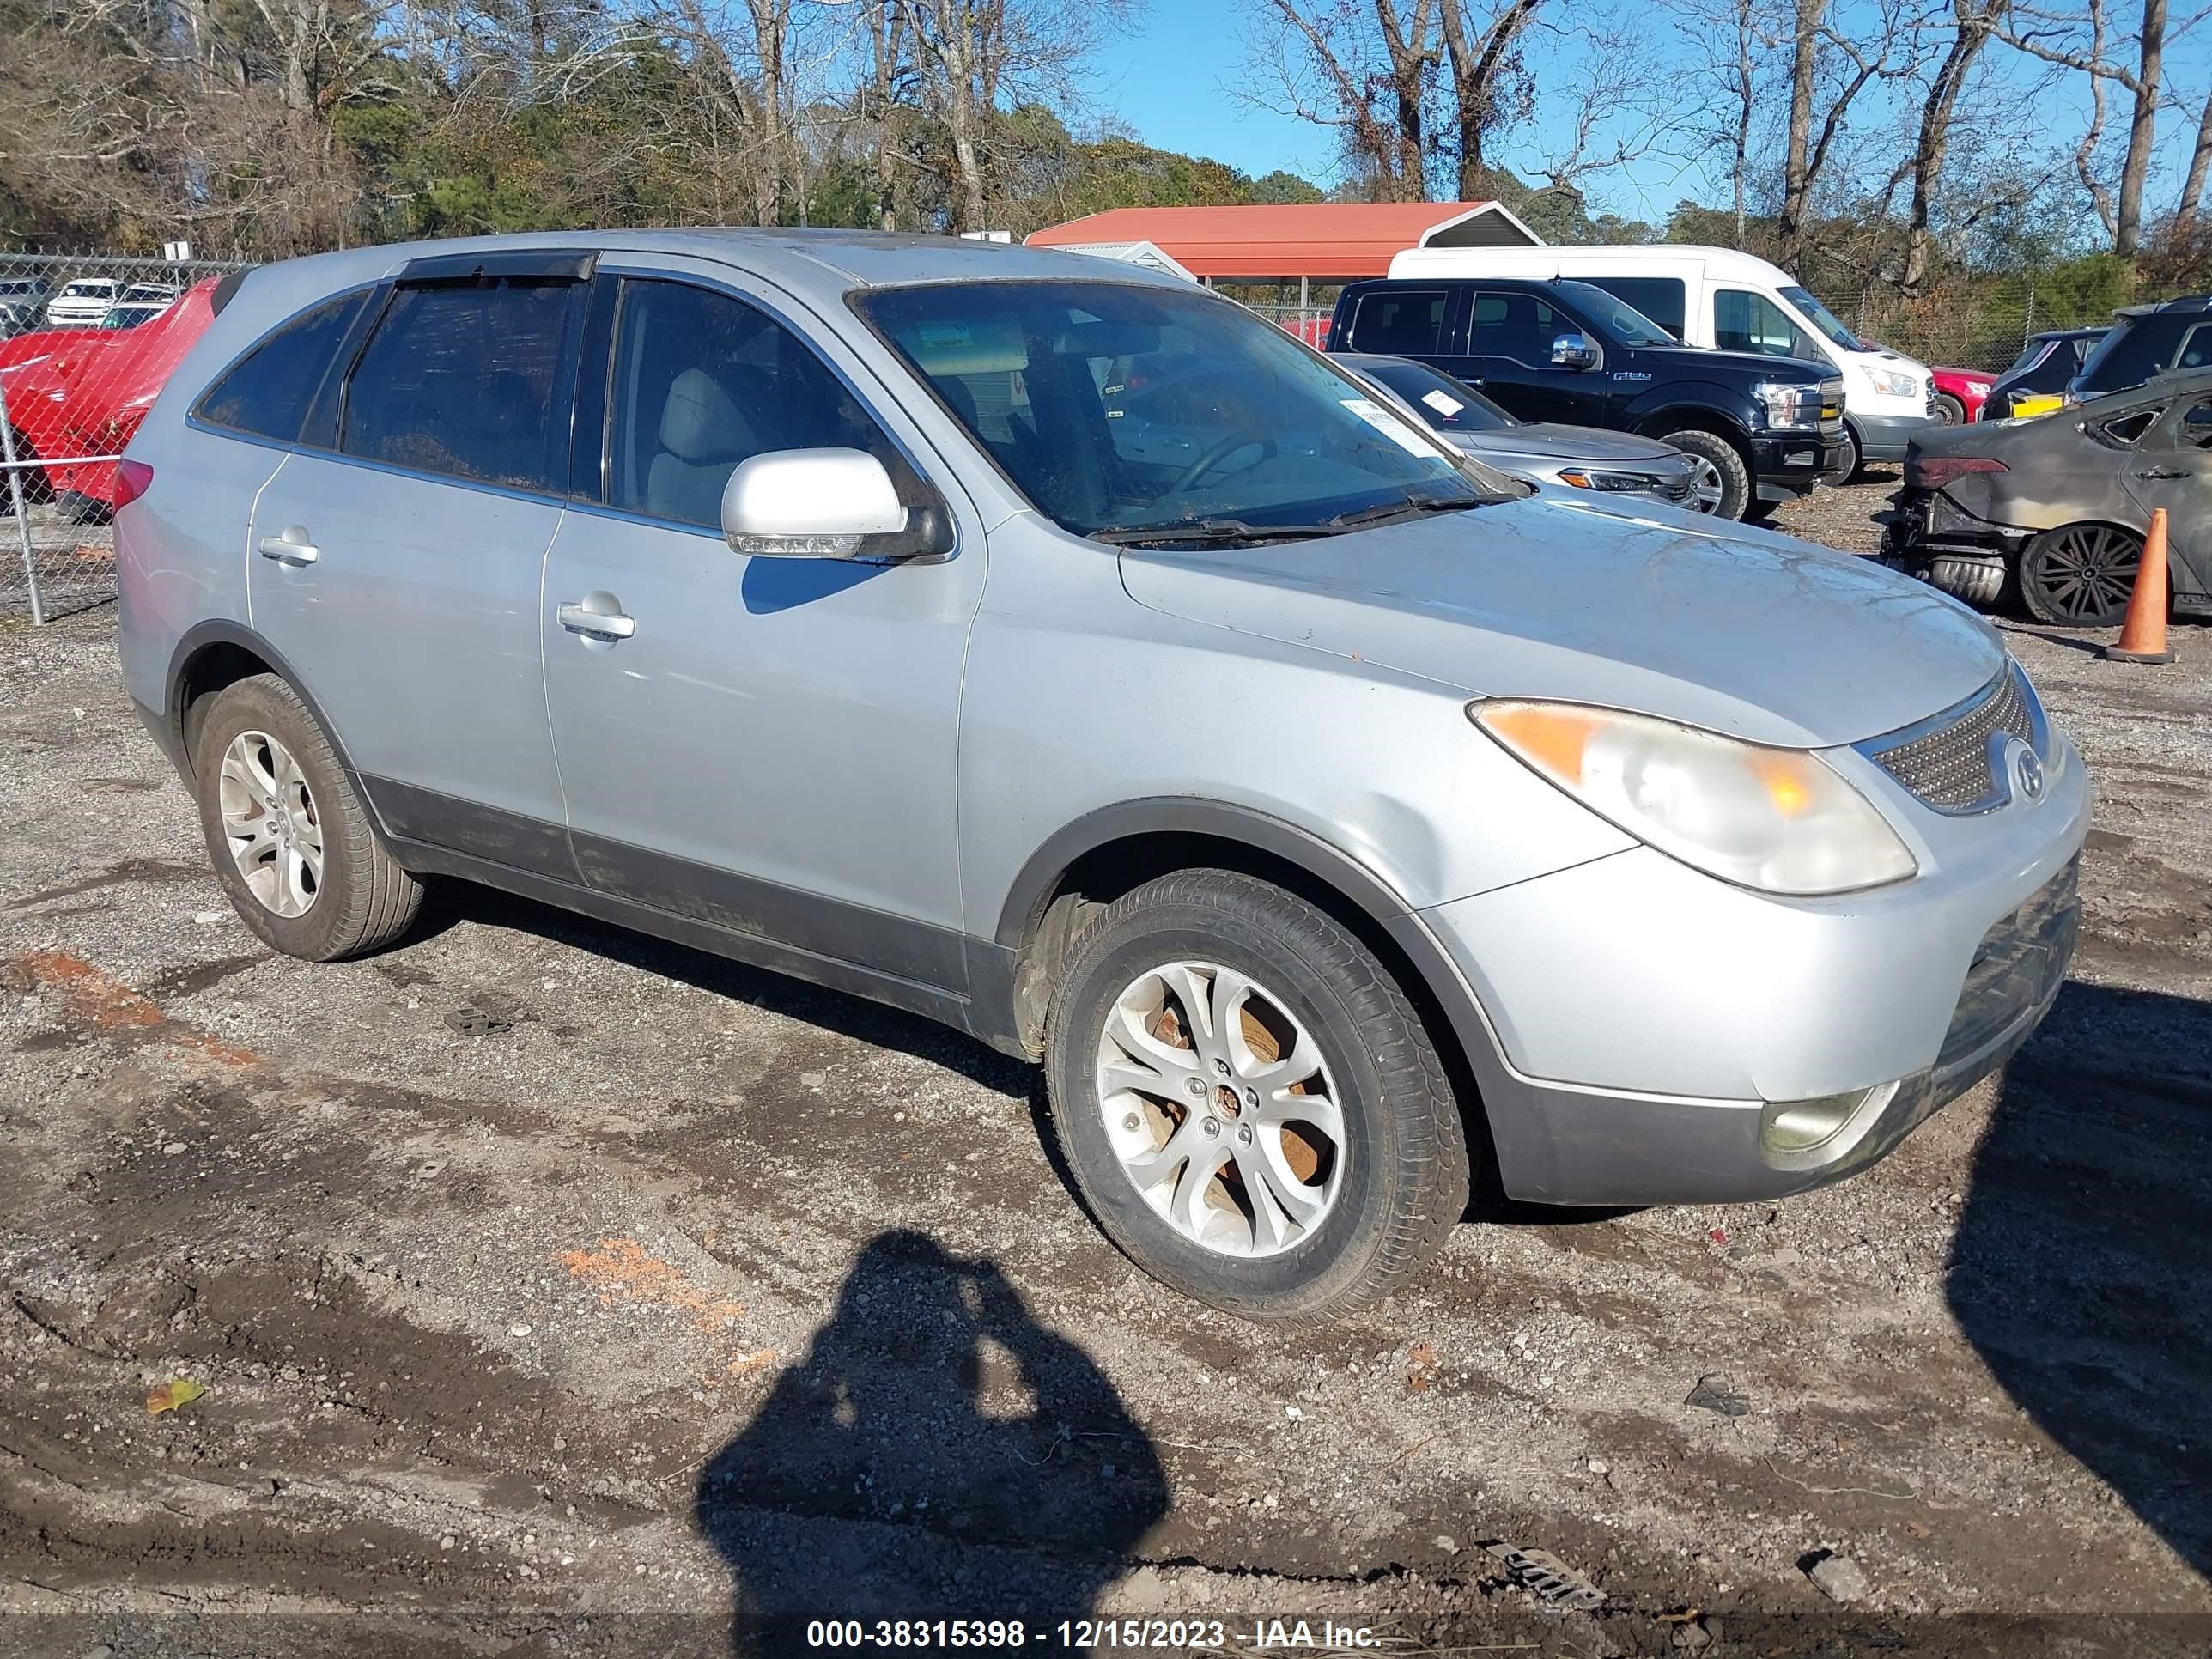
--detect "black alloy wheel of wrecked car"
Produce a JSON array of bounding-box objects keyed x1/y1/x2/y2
[{"x1": 2019, "y1": 524, "x2": 2145, "y2": 629}]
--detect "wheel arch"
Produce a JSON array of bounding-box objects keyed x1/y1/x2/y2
[
  {"x1": 1631, "y1": 405, "x2": 1758, "y2": 477},
  {"x1": 991, "y1": 800, "x2": 1508, "y2": 1177},
  {"x1": 165, "y1": 620, "x2": 362, "y2": 783}
]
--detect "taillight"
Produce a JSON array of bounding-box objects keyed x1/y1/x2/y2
[
  {"x1": 112, "y1": 459, "x2": 155, "y2": 508},
  {"x1": 1909, "y1": 455, "x2": 2008, "y2": 489}
]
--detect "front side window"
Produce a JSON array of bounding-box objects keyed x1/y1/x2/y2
[
  {"x1": 1716, "y1": 288, "x2": 1816, "y2": 359},
  {"x1": 1777, "y1": 285, "x2": 1862, "y2": 351},
  {"x1": 1553, "y1": 281, "x2": 1670, "y2": 346},
  {"x1": 1468, "y1": 291, "x2": 1563, "y2": 362},
  {"x1": 196, "y1": 291, "x2": 368, "y2": 442},
  {"x1": 2177, "y1": 400, "x2": 2212, "y2": 447},
  {"x1": 858, "y1": 280, "x2": 1486, "y2": 539},
  {"x1": 341, "y1": 278, "x2": 580, "y2": 491},
  {"x1": 604, "y1": 278, "x2": 894, "y2": 530},
  {"x1": 1346, "y1": 289, "x2": 1449, "y2": 355}
]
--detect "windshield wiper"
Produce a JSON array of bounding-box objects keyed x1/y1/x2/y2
[
  {"x1": 1091, "y1": 520, "x2": 1338, "y2": 547},
  {"x1": 1326, "y1": 492, "x2": 1484, "y2": 529}
]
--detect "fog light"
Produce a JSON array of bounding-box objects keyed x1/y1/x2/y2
[{"x1": 1759, "y1": 1080, "x2": 1899, "y2": 1158}]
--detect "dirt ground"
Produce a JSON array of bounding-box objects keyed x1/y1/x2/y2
[{"x1": 3, "y1": 475, "x2": 2210, "y2": 1658}]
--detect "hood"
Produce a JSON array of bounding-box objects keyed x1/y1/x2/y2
[
  {"x1": 1626, "y1": 343, "x2": 1835, "y2": 384},
  {"x1": 1118, "y1": 496, "x2": 2002, "y2": 749},
  {"x1": 1455, "y1": 423, "x2": 1688, "y2": 466}
]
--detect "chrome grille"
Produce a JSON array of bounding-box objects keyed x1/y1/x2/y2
[{"x1": 1861, "y1": 664, "x2": 2044, "y2": 814}]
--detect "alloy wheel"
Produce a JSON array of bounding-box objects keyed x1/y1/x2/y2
[
  {"x1": 1684, "y1": 456, "x2": 1725, "y2": 514},
  {"x1": 216, "y1": 730, "x2": 324, "y2": 917},
  {"x1": 2029, "y1": 526, "x2": 2141, "y2": 623},
  {"x1": 1093, "y1": 960, "x2": 1345, "y2": 1259}
]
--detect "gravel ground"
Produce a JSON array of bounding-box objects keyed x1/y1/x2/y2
[{"x1": 3, "y1": 477, "x2": 2209, "y2": 1658}]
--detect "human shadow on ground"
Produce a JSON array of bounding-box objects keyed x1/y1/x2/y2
[
  {"x1": 695, "y1": 1231, "x2": 1169, "y2": 1655},
  {"x1": 1948, "y1": 979, "x2": 2212, "y2": 1582}
]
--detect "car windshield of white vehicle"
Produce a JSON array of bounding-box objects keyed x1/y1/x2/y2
[
  {"x1": 858, "y1": 280, "x2": 1497, "y2": 544},
  {"x1": 1355, "y1": 359, "x2": 1516, "y2": 433},
  {"x1": 1778, "y1": 285, "x2": 1863, "y2": 351},
  {"x1": 1553, "y1": 282, "x2": 1674, "y2": 348}
]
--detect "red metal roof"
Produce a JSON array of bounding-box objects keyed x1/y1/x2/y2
[{"x1": 1025, "y1": 202, "x2": 1535, "y2": 278}]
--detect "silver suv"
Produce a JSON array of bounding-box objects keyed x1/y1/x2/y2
[{"x1": 116, "y1": 233, "x2": 2087, "y2": 1322}]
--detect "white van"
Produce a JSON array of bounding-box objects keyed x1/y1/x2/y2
[{"x1": 1387, "y1": 243, "x2": 1936, "y2": 477}]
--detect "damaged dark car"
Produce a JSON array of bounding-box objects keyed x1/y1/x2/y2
[{"x1": 1881, "y1": 368, "x2": 2212, "y2": 627}]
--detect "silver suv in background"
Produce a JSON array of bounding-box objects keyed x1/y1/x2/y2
[{"x1": 116, "y1": 233, "x2": 2087, "y2": 1322}]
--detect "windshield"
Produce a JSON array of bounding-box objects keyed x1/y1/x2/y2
[
  {"x1": 1349, "y1": 357, "x2": 1515, "y2": 432},
  {"x1": 856, "y1": 281, "x2": 1492, "y2": 538},
  {"x1": 1778, "y1": 285, "x2": 1863, "y2": 351},
  {"x1": 100, "y1": 307, "x2": 157, "y2": 330},
  {"x1": 1553, "y1": 282, "x2": 1674, "y2": 346},
  {"x1": 60, "y1": 282, "x2": 112, "y2": 299}
]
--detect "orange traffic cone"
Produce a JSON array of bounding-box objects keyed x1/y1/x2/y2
[{"x1": 2103, "y1": 507, "x2": 2176, "y2": 664}]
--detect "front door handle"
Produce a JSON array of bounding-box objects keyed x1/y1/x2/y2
[
  {"x1": 558, "y1": 599, "x2": 635, "y2": 641},
  {"x1": 257, "y1": 527, "x2": 319, "y2": 565},
  {"x1": 2136, "y1": 466, "x2": 2191, "y2": 480}
]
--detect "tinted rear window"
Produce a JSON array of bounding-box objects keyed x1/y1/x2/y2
[
  {"x1": 1578, "y1": 276, "x2": 1686, "y2": 337},
  {"x1": 1346, "y1": 289, "x2": 1450, "y2": 355},
  {"x1": 340, "y1": 279, "x2": 580, "y2": 491},
  {"x1": 2079, "y1": 316, "x2": 2189, "y2": 392},
  {"x1": 195, "y1": 291, "x2": 368, "y2": 442}
]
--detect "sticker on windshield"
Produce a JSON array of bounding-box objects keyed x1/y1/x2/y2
[
  {"x1": 1419, "y1": 388, "x2": 1465, "y2": 417},
  {"x1": 1340, "y1": 398, "x2": 1432, "y2": 455}
]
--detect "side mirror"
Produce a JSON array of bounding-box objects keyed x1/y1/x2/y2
[
  {"x1": 722, "y1": 447, "x2": 945, "y2": 562},
  {"x1": 1550, "y1": 331, "x2": 1599, "y2": 370}
]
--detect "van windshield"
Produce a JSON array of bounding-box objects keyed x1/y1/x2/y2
[
  {"x1": 1554, "y1": 282, "x2": 1674, "y2": 346},
  {"x1": 1778, "y1": 286, "x2": 1863, "y2": 351},
  {"x1": 857, "y1": 280, "x2": 1499, "y2": 540}
]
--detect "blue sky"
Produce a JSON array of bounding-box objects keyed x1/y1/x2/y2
[{"x1": 1083, "y1": 2, "x2": 2212, "y2": 235}]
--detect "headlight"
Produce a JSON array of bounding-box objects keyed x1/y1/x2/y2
[
  {"x1": 1556, "y1": 468, "x2": 1662, "y2": 492},
  {"x1": 1753, "y1": 380, "x2": 1823, "y2": 428},
  {"x1": 1965, "y1": 381, "x2": 1991, "y2": 398},
  {"x1": 1473, "y1": 702, "x2": 1917, "y2": 896},
  {"x1": 1864, "y1": 365, "x2": 1919, "y2": 398}
]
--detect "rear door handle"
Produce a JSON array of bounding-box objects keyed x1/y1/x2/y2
[
  {"x1": 2136, "y1": 466, "x2": 2190, "y2": 479},
  {"x1": 257, "y1": 527, "x2": 319, "y2": 565},
  {"x1": 558, "y1": 600, "x2": 635, "y2": 641}
]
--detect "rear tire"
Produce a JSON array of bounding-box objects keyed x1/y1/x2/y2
[
  {"x1": 2020, "y1": 524, "x2": 2142, "y2": 628},
  {"x1": 192, "y1": 674, "x2": 423, "y2": 961},
  {"x1": 1660, "y1": 428, "x2": 1752, "y2": 520},
  {"x1": 1044, "y1": 869, "x2": 1468, "y2": 1323},
  {"x1": 1934, "y1": 392, "x2": 1967, "y2": 426}
]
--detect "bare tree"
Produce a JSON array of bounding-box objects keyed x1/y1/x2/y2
[
  {"x1": 2002, "y1": 0, "x2": 2168, "y2": 255},
  {"x1": 1778, "y1": 0, "x2": 1922, "y2": 267},
  {"x1": 1239, "y1": 0, "x2": 1436, "y2": 200},
  {"x1": 1901, "y1": 0, "x2": 2008, "y2": 293},
  {"x1": 2177, "y1": 80, "x2": 2212, "y2": 224},
  {"x1": 1437, "y1": 0, "x2": 1541, "y2": 195}
]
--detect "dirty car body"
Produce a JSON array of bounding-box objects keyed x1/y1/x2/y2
[
  {"x1": 113, "y1": 231, "x2": 2088, "y2": 1321},
  {"x1": 1881, "y1": 368, "x2": 2212, "y2": 625}
]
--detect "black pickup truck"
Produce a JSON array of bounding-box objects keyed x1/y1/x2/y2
[{"x1": 1327, "y1": 276, "x2": 1844, "y2": 520}]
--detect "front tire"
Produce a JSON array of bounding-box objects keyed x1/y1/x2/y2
[
  {"x1": 2020, "y1": 524, "x2": 2142, "y2": 628},
  {"x1": 1661, "y1": 428, "x2": 1753, "y2": 520},
  {"x1": 192, "y1": 674, "x2": 423, "y2": 961},
  {"x1": 1044, "y1": 870, "x2": 1469, "y2": 1322},
  {"x1": 1934, "y1": 392, "x2": 1967, "y2": 426},
  {"x1": 1821, "y1": 424, "x2": 1862, "y2": 486}
]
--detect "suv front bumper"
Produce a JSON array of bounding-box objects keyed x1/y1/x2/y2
[
  {"x1": 1402, "y1": 735, "x2": 2089, "y2": 1206},
  {"x1": 1854, "y1": 408, "x2": 1940, "y2": 463}
]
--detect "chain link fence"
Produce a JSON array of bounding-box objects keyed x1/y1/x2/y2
[{"x1": 1, "y1": 251, "x2": 250, "y2": 623}]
